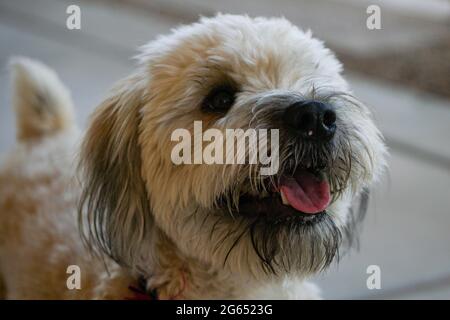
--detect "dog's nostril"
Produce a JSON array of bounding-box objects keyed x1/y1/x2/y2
[
  {"x1": 323, "y1": 109, "x2": 336, "y2": 128},
  {"x1": 283, "y1": 100, "x2": 336, "y2": 141}
]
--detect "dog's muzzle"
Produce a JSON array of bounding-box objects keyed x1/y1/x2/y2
[
  {"x1": 274, "y1": 100, "x2": 337, "y2": 215},
  {"x1": 283, "y1": 100, "x2": 336, "y2": 142},
  {"x1": 219, "y1": 99, "x2": 346, "y2": 225}
]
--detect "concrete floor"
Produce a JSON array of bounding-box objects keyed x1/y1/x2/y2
[{"x1": 0, "y1": 0, "x2": 449, "y2": 299}]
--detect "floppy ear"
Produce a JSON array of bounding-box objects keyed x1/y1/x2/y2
[{"x1": 79, "y1": 73, "x2": 153, "y2": 266}]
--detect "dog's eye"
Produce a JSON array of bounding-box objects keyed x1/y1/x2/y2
[{"x1": 202, "y1": 85, "x2": 236, "y2": 114}]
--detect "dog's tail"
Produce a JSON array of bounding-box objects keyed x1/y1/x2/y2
[{"x1": 9, "y1": 57, "x2": 75, "y2": 142}]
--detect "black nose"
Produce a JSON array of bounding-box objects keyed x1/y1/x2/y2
[{"x1": 283, "y1": 101, "x2": 336, "y2": 141}]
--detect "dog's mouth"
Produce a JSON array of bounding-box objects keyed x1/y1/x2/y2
[
  {"x1": 278, "y1": 169, "x2": 330, "y2": 214},
  {"x1": 227, "y1": 167, "x2": 332, "y2": 224}
]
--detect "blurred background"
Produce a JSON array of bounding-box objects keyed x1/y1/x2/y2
[{"x1": 0, "y1": 0, "x2": 449, "y2": 299}]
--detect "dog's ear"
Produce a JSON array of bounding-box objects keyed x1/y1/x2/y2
[{"x1": 79, "y1": 73, "x2": 153, "y2": 266}]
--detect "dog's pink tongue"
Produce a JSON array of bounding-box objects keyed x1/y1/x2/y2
[{"x1": 280, "y1": 170, "x2": 330, "y2": 214}]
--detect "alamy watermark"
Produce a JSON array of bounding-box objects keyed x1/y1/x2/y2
[
  {"x1": 366, "y1": 5, "x2": 381, "y2": 30},
  {"x1": 171, "y1": 121, "x2": 279, "y2": 176},
  {"x1": 66, "y1": 265, "x2": 81, "y2": 290},
  {"x1": 66, "y1": 5, "x2": 81, "y2": 30},
  {"x1": 366, "y1": 265, "x2": 381, "y2": 290}
]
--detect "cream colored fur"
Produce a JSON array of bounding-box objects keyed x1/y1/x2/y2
[{"x1": 0, "y1": 15, "x2": 387, "y2": 299}]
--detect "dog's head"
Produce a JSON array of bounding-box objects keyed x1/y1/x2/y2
[{"x1": 80, "y1": 15, "x2": 387, "y2": 280}]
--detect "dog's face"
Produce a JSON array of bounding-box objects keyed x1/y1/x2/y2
[{"x1": 80, "y1": 15, "x2": 387, "y2": 280}]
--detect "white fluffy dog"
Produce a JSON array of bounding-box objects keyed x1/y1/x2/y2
[{"x1": 0, "y1": 15, "x2": 387, "y2": 299}]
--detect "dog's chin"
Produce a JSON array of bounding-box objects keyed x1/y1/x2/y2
[{"x1": 211, "y1": 165, "x2": 344, "y2": 276}]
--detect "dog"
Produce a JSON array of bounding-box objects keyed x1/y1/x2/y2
[{"x1": 0, "y1": 14, "x2": 387, "y2": 299}]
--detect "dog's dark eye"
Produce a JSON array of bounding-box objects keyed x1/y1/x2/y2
[{"x1": 202, "y1": 85, "x2": 236, "y2": 114}]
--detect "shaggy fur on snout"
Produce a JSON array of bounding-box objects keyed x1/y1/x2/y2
[{"x1": 0, "y1": 15, "x2": 387, "y2": 299}]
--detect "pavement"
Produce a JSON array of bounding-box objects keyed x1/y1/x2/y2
[{"x1": 0, "y1": 0, "x2": 449, "y2": 299}]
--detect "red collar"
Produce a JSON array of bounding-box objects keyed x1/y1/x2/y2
[
  {"x1": 126, "y1": 270, "x2": 187, "y2": 300},
  {"x1": 126, "y1": 276, "x2": 158, "y2": 300}
]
